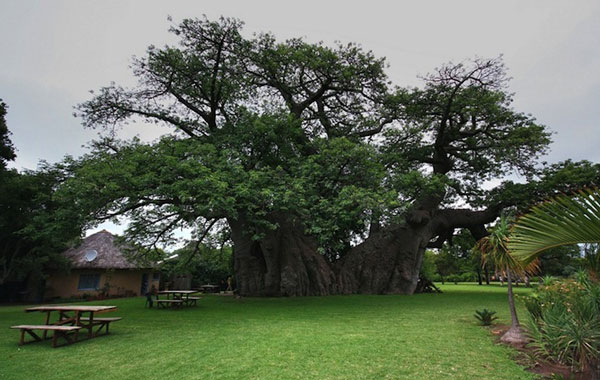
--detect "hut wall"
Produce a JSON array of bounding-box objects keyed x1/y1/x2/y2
[{"x1": 45, "y1": 270, "x2": 159, "y2": 299}]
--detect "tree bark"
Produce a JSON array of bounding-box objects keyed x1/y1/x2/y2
[
  {"x1": 501, "y1": 269, "x2": 527, "y2": 345},
  {"x1": 336, "y1": 225, "x2": 430, "y2": 294},
  {"x1": 229, "y1": 206, "x2": 500, "y2": 297},
  {"x1": 229, "y1": 214, "x2": 336, "y2": 296}
]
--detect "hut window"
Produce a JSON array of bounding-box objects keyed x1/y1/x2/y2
[{"x1": 78, "y1": 274, "x2": 101, "y2": 290}]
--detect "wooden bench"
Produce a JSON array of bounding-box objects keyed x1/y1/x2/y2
[
  {"x1": 78, "y1": 317, "x2": 122, "y2": 336},
  {"x1": 156, "y1": 299, "x2": 183, "y2": 309},
  {"x1": 184, "y1": 296, "x2": 201, "y2": 306},
  {"x1": 11, "y1": 325, "x2": 82, "y2": 348}
]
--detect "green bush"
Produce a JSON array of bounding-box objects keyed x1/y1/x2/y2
[
  {"x1": 459, "y1": 272, "x2": 477, "y2": 282},
  {"x1": 447, "y1": 274, "x2": 460, "y2": 284},
  {"x1": 524, "y1": 273, "x2": 600, "y2": 374}
]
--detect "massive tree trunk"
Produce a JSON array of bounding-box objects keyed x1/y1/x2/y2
[
  {"x1": 336, "y1": 225, "x2": 431, "y2": 294},
  {"x1": 230, "y1": 206, "x2": 499, "y2": 297},
  {"x1": 229, "y1": 214, "x2": 337, "y2": 296}
]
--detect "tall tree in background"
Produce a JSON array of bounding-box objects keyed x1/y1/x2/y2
[
  {"x1": 0, "y1": 102, "x2": 83, "y2": 288},
  {"x1": 72, "y1": 17, "x2": 598, "y2": 296},
  {"x1": 0, "y1": 164, "x2": 83, "y2": 286},
  {"x1": 0, "y1": 99, "x2": 16, "y2": 169}
]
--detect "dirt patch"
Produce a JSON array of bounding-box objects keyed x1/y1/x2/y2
[{"x1": 489, "y1": 324, "x2": 593, "y2": 379}]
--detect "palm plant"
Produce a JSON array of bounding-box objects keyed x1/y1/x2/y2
[
  {"x1": 509, "y1": 188, "x2": 600, "y2": 273},
  {"x1": 508, "y1": 188, "x2": 600, "y2": 377},
  {"x1": 475, "y1": 215, "x2": 536, "y2": 344}
]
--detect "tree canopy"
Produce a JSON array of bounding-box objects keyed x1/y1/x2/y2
[{"x1": 67, "y1": 17, "x2": 600, "y2": 296}]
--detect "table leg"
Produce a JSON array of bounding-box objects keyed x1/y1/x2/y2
[
  {"x1": 42, "y1": 311, "x2": 51, "y2": 340},
  {"x1": 84, "y1": 311, "x2": 94, "y2": 338}
]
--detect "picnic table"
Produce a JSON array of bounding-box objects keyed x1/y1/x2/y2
[
  {"x1": 156, "y1": 290, "x2": 200, "y2": 308},
  {"x1": 11, "y1": 305, "x2": 121, "y2": 347},
  {"x1": 200, "y1": 284, "x2": 220, "y2": 293}
]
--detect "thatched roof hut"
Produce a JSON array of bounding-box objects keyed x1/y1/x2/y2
[{"x1": 63, "y1": 230, "x2": 149, "y2": 269}]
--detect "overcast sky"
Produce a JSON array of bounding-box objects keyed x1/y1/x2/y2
[{"x1": 2, "y1": 0, "x2": 599, "y2": 235}]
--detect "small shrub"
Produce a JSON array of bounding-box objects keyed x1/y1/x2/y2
[
  {"x1": 524, "y1": 272, "x2": 600, "y2": 374},
  {"x1": 474, "y1": 309, "x2": 498, "y2": 326}
]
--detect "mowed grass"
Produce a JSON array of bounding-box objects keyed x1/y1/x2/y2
[{"x1": 0, "y1": 284, "x2": 536, "y2": 380}]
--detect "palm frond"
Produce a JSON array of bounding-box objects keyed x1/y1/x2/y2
[{"x1": 509, "y1": 188, "x2": 600, "y2": 265}]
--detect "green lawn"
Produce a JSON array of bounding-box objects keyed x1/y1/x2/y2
[{"x1": 0, "y1": 284, "x2": 536, "y2": 380}]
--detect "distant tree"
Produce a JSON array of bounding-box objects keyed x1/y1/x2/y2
[
  {"x1": 420, "y1": 250, "x2": 437, "y2": 281},
  {"x1": 0, "y1": 99, "x2": 16, "y2": 169},
  {"x1": 434, "y1": 246, "x2": 461, "y2": 284},
  {"x1": 0, "y1": 162, "x2": 84, "y2": 285},
  {"x1": 0, "y1": 103, "x2": 81, "y2": 286},
  {"x1": 535, "y1": 245, "x2": 581, "y2": 277},
  {"x1": 162, "y1": 241, "x2": 233, "y2": 287}
]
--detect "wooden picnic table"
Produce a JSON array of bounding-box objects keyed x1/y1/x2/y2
[
  {"x1": 200, "y1": 284, "x2": 220, "y2": 293},
  {"x1": 10, "y1": 305, "x2": 121, "y2": 347},
  {"x1": 156, "y1": 290, "x2": 200, "y2": 308},
  {"x1": 25, "y1": 305, "x2": 119, "y2": 340}
]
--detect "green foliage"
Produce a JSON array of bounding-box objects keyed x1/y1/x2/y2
[
  {"x1": 477, "y1": 216, "x2": 523, "y2": 274},
  {"x1": 524, "y1": 274, "x2": 600, "y2": 372},
  {"x1": 0, "y1": 163, "x2": 84, "y2": 284},
  {"x1": 510, "y1": 188, "x2": 600, "y2": 267},
  {"x1": 433, "y1": 246, "x2": 460, "y2": 282},
  {"x1": 484, "y1": 160, "x2": 600, "y2": 212},
  {"x1": 536, "y1": 245, "x2": 582, "y2": 277},
  {"x1": 0, "y1": 99, "x2": 16, "y2": 168},
  {"x1": 384, "y1": 57, "x2": 552, "y2": 205},
  {"x1": 431, "y1": 229, "x2": 489, "y2": 284},
  {"x1": 161, "y1": 242, "x2": 233, "y2": 286},
  {"x1": 420, "y1": 250, "x2": 437, "y2": 281},
  {"x1": 474, "y1": 308, "x2": 498, "y2": 326},
  {"x1": 582, "y1": 244, "x2": 600, "y2": 278}
]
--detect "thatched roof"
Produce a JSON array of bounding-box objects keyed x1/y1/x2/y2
[{"x1": 63, "y1": 230, "x2": 150, "y2": 269}]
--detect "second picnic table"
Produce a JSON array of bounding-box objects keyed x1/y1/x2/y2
[{"x1": 156, "y1": 290, "x2": 200, "y2": 308}]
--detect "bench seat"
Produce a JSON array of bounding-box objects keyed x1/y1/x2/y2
[
  {"x1": 11, "y1": 325, "x2": 82, "y2": 331},
  {"x1": 77, "y1": 317, "x2": 122, "y2": 336},
  {"x1": 10, "y1": 325, "x2": 82, "y2": 347},
  {"x1": 157, "y1": 299, "x2": 183, "y2": 308},
  {"x1": 184, "y1": 296, "x2": 201, "y2": 306}
]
